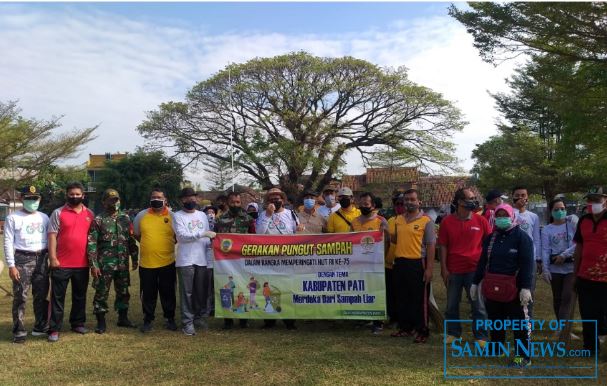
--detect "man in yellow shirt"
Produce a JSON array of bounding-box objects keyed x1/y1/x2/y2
[
  {"x1": 134, "y1": 188, "x2": 177, "y2": 333},
  {"x1": 389, "y1": 189, "x2": 435, "y2": 343},
  {"x1": 326, "y1": 187, "x2": 361, "y2": 233}
]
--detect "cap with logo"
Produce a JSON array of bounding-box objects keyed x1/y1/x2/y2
[
  {"x1": 485, "y1": 189, "x2": 508, "y2": 203},
  {"x1": 337, "y1": 187, "x2": 353, "y2": 197},
  {"x1": 21, "y1": 185, "x2": 41, "y2": 199},
  {"x1": 102, "y1": 188, "x2": 120, "y2": 201},
  {"x1": 584, "y1": 186, "x2": 607, "y2": 199}
]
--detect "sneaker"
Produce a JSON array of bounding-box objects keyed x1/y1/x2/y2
[
  {"x1": 48, "y1": 332, "x2": 59, "y2": 343},
  {"x1": 164, "y1": 319, "x2": 177, "y2": 331},
  {"x1": 71, "y1": 326, "x2": 88, "y2": 334},
  {"x1": 444, "y1": 335, "x2": 458, "y2": 344},
  {"x1": 13, "y1": 335, "x2": 26, "y2": 344},
  {"x1": 508, "y1": 356, "x2": 531, "y2": 368},
  {"x1": 570, "y1": 332, "x2": 581, "y2": 341},
  {"x1": 599, "y1": 335, "x2": 606, "y2": 344},
  {"x1": 371, "y1": 325, "x2": 383, "y2": 335},
  {"x1": 182, "y1": 324, "x2": 196, "y2": 336},
  {"x1": 32, "y1": 328, "x2": 49, "y2": 337},
  {"x1": 140, "y1": 321, "x2": 153, "y2": 333}
]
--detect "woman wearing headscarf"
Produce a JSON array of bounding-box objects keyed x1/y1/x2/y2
[{"x1": 470, "y1": 203, "x2": 534, "y2": 368}]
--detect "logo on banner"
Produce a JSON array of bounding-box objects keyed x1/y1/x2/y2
[
  {"x1": 220, "y1": 238, "x2": 233, "y2": 253},
  {"x1": 360, "y1": 236, "x2": 375, "y2": 253}
]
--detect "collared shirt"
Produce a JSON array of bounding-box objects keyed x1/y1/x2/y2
[
  {"x1": 389, "y1": 211, "x2": 435, "y2": 260},
  {"x1": 317, "y1": 203, "x2": 341, "y2": 219},
  {"x1": 438, "y1": 212, "x2": 490, "y2": 274},
  {"x1": 351, "y1": 214, "x2": 388, "y2": 232},
  {"x1": 327, "y1": 206, "x2": 361, "y2": 233},
  {"x1": 48, "y1": 205, "x2": 94, "y2": 268},
  {"x1": 574, "y1": 211, "x2": 607, "y2": 282},
  {"x1": 134, "y1": 207, "x2": 176, "y2": 269},
  {"x1": 297, "y1": 208, "x2": 327, "y2": 234},
  {"x1": 3, "y1": 210, "x2": 49, "y2": 267}
]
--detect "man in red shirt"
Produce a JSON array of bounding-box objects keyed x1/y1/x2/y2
[
  {"x1": 47, "y1": 182, "x2": 95, "y2": 342},
  {"x1": 438, "y1": 187, "x2": 491, "y2": 344},
  {"x1": 574, "y1": 186, "x2": 607, "y2": 353}
]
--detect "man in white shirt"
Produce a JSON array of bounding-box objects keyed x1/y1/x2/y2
[
  {"x1": 257, "y1": 187, "x2": 298, "y2": 330},
  {"x1": 3, "y1": 186, "x2": 50, "y2": 344},
  {"x1": 172, "y1": 187, "x2": 216, "y2": 336},
  {"x1": 316, "y1": 186, "x2": 340, "y2": 219}
]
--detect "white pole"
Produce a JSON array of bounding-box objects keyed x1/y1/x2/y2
[{"x1": 228, "y1": 63, "x2": 235, "y2": 192}]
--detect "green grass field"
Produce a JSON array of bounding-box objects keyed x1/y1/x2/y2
[{"x1": 0, "y1": 236, "x2": 605, "y2": 385}]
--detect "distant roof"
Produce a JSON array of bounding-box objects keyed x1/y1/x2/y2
[{"x1": 86, "y1": 153, "x2": 128, "y2": 169}]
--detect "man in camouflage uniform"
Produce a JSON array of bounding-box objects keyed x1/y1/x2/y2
[
  {"x1": 215, "y1": 191, "x2": 255, "y2": 329},
  {"x1": 88, "y1": 189, "x2": 139, "y2": 334}
]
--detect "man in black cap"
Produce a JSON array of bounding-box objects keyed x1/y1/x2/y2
[
  {"x1": 3, "y1": 186, "x2": 50, "y2": 343},
  {"x1": 482, "y1": 189, "x2": 508, "y2": 232},
  {"x1": 574, "y1": 186, "x2": 607, "y2": 353},
  {"x1": 88, "y1": 188, "x2": 139, "y2": 333}
]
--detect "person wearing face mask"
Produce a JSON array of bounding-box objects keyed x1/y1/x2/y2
[
  {"x1": 573, "y1": 187, "x2": 607, "y2": 354},
  {"x1": 203, "y1": 206, "x2": 218, "y2": 231},
  {"x1": 388, "y1": 189, "x2": 435, "y2": 343},
  {"x1": 352, "y1": 192, "x2": 390, "y2": 334},
  {"x1": 47, "y1": 182, "x2": 95, "y2": 342},
  {"x1": 540, "y1": 198, "x2": 578, "y2": 331},
  {"x1": 215, "y1": 192, "x2": 256, "y2": 329},
  {"x1": 172, "y1": 187, "x2": 216, "y2": 336},
  {"x1": 246, "y1": 203, "x2": 259, "y2": 221},
  {"x1": 471, "y1": 204, "x2": 534, "y2": 368},
  {"x1": 257, "y1": 187, "x2": 299, "y2": 329},
  {"x1": 4, "y1": 186, "x2": 50, "y2": 344},
  {"x1": 88, "y1": 188, "x2": 139, "y2": 334},
  {"x1": 133, "y1": 188, "x2": 177, "y2": 333},
  {"x1": 326, "y1": 187, "x2": 361, "y2": 233},
  {"x1": 214, "y1": 195, "x2": 228, "y2": 218},
  {"x1": 438, "y1": 188, "x2": 490, "y2": 347},
  {"x1": 317, "y1": 186, "x2": 341, "y2": 219},
  {"x1": 482, "y1": 189, "x2": 508, "y2": 233},
  {"x1": 297, "y1": 190, "x2": 326, "y2": 234}
]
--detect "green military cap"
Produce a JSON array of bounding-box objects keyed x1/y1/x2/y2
[{"x1": 102, "y1": 188, "x2": 120, "y2": 201}]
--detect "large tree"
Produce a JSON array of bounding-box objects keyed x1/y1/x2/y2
[
  {"x1": 96, "y1": 149, "x2": 184, "y2": 209},
  {"x1": 0, "y1": 100, "x2": 97, "y2": 193},
  {"x1": 138, "y1": 52, "x2": 465, "y2": 197}
]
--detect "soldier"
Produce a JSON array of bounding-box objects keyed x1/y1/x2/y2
[
  {"x1": 215, "y1": 191, "x2": 256, "y2": 329},
  {"x1": 88, "y1": 189, "x2": 139, "y2": 334},
  {"x1": 3, "y1": 186, "x2": 49, "y2": 343}
]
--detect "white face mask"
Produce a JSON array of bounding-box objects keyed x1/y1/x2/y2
[{"x1": 591, "y1": 202, "x2": 605, "y2": 214}]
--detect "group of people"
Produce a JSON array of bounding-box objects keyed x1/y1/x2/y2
[{"x1": 4, "y1": 181, "x2": 607, "y2": 368}]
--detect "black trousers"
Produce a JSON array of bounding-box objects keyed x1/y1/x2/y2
[
  {"x1": 393, "y1": 258, "x2": 428, "y2": 334},
  {"x1": 139, "y1": 263, "x2": 176, "y2": 322},
  {"x1": 485, "y1": 296, "x2": 529, "y2": 359},
  {"x1": 385, "y1": 268, "x2": 396, "y2": 321},
  {"x1": 49, "y1": 268, "x2": 89, "y2": 332},
  {"x1": 577, "y1": 278, "x2": 607, "y2": 353}
]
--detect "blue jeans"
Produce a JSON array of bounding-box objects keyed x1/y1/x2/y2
[{"x1": 445, "y1": 272, "x2": 488, "y2": 339}]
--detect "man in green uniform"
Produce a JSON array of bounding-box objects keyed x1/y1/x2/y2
[
  {"x1": 214, "y1": 191, "x2": 255, "y2": 329},
  {"x1": 88, "y1": 189, "x2": 139, "y2": 334}
]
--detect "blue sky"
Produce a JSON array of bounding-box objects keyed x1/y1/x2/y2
[{"x1": 0, "y1": 2, "x2": 515, "y2": 187}]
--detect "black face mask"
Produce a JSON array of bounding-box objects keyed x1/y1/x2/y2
[
  {"x1": 462, "y1": 200, "x2": 479, "y2": 211},
  {"x1": 405, "y1": 203, "x2": 418, "y2": 213},
  {"x1": 249, "y1": 211, "x2": 259, "y2": 219},
  {"x1": 150, "y1": 199, "x2": 164, "y2": 209},
  {"x1": 183, "y1": 201, "x2": 197, "y2": 210},
  {"x1": 360, "y1": 207, "x2": 373, "y2": 216},
  {"x1": 273, "y1": 201, "x2": 283, "y2": 210},
  {"x1": 67, "y1": 196, "x2": 83, "y2": 206},
  {"x1": 229, "y1": 205, "x2": 241, "y2": 215},
  {"x1": 339, "y1": 198, "x2": 351, "y2": 208}
]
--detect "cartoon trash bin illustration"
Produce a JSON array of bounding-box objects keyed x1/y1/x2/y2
[{"x1": 220, "y1": 288, "x2": 232, "y2": 310}]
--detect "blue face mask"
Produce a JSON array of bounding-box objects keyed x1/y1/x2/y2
[
  {"x1": 552, "y1": 209, "x2": 566, "y2": 221},
  {"x1": 303, "y1": 198, "x2": 316, "y2": 210},
  {"x1": 23, "y1": 199, "x2": 40, "y2": 212},
  {"x1": 495, "y1": 217, "x2": 512, "y2": 230}
]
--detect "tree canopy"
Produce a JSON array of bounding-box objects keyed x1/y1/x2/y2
[
  {"x1": 138, "y1": 52, "x2": 465, "y2": 196},
  {"x1": 0, "y1": 100, "x2": 97, "y2": 193},
  {"x1": 96, "y1": 149, "x2": 184, "y2": 209}
]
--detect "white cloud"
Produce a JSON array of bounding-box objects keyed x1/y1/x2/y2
[{"x1": 0, "y1": 5, "x2": 515, "y2": 188}]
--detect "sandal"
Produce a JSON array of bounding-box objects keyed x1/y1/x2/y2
[
  {"x1": 414, "y1": 334, "x2": 428, "y2": 344},
  {"x1": 390, "y1": 330, "x2": 413, "y2": 337}
]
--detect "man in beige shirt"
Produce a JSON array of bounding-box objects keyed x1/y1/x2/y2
[{"x1": 297, "y1": 190, "x2": 327, "y2": 234}]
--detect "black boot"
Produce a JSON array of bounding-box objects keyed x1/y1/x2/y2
[
  {"x1": 117, "y1": 309, "x2": 137, "y2": 328},
  {"x1": 95, "y1": 313, "x2": 106, "y2": 334}
]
